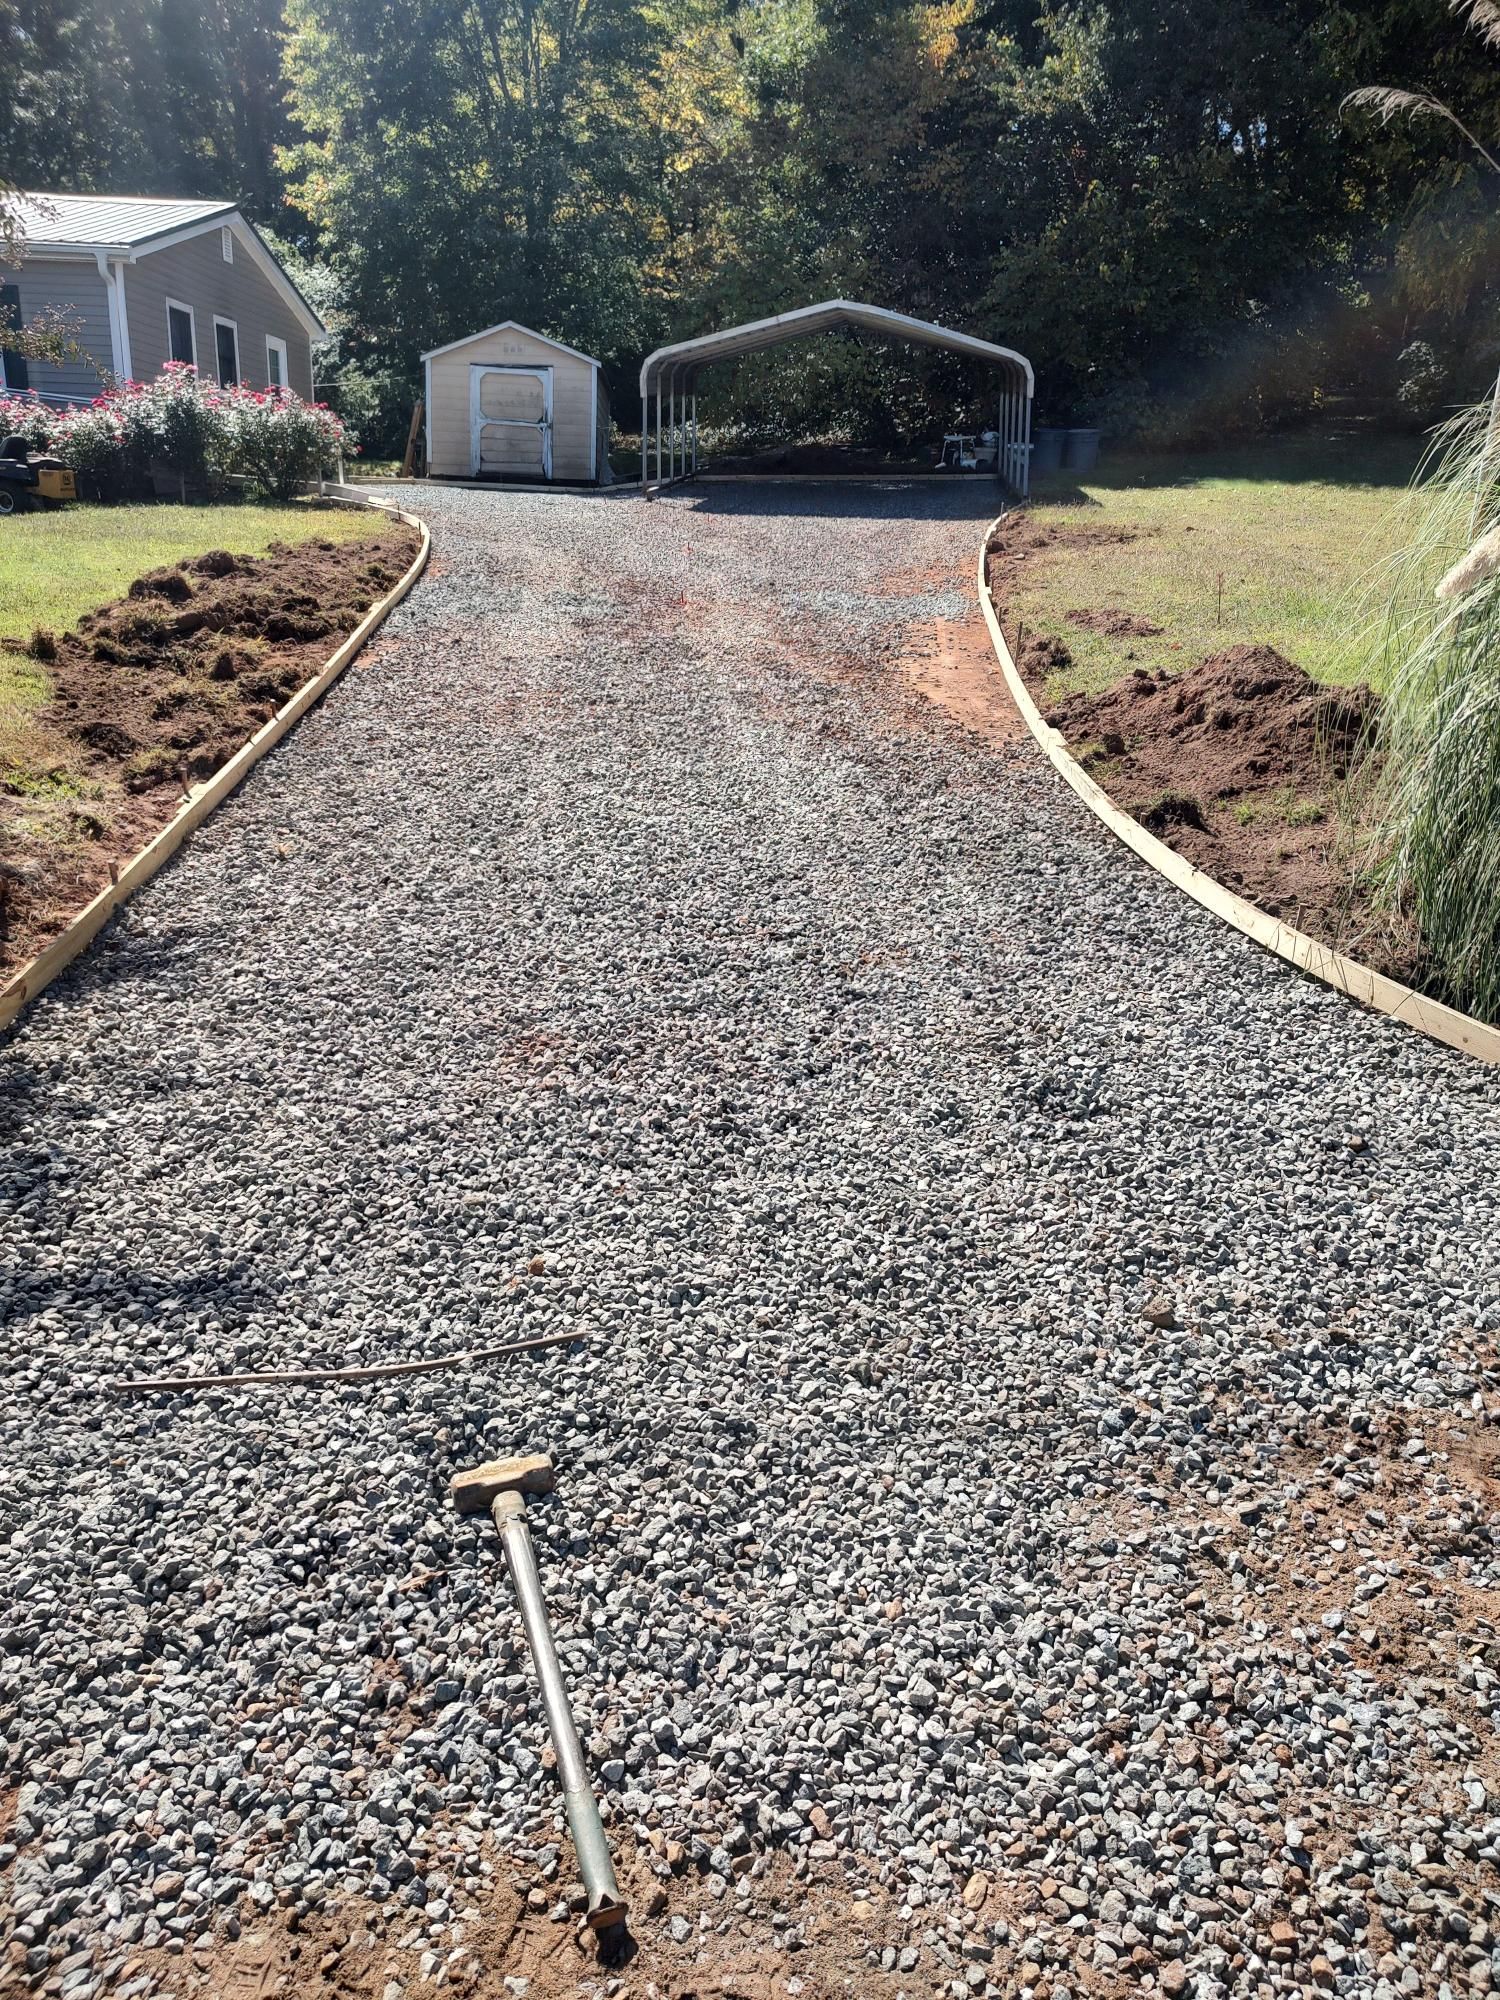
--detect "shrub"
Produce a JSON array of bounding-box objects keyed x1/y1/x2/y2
[
  {"x1": 224, "y1": 388, "x2": 348, "y2": 500},
  {"x1": 136, "y1": 362, "x2": 231, "y2": 490},
  {"x1": 0, "y1": 392, "x2": 58, "y2": 452},
  {"x1": 1394, "y1": 341, "x2": 1452, "y2": 431},
  {"x1": 50, "y1": 400, "x2": 129, "y2": 478},
  {"x1": 41, "y1": 367, "x2": 346, "y2": 499}
]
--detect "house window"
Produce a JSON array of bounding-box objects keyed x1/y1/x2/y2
[
  {"x1": 221, "y1": 226, "x2": 234, "y2": 264},
  {"x1": 265, "y1": 336, "x2": 289, "y2": 391},
  {"x1": 166, "y1": 299, "x2": 196, "y2": 368},
  {"x1": 0, "y1": 284, "x2": 28, "y2": 392},
  {"x1": 213, "y1": 317, "x2": 240, "y2": 387}
]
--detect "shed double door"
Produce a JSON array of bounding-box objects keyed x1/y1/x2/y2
[{"x1": 470, "y1": 363, "x2": 553, "y2": 479}]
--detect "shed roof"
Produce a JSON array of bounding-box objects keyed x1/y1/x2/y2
[
  {"x1": 421, "y1": 319, "x2": 600, "y2": 366},
  {"x1": 640, "y1": 299, "x2": 1034, "y2": 394},
  {"x1": 11, "y1": 192, "x2": 236, "y2": 250}
]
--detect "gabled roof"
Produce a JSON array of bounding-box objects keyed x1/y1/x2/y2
[
  {"x1": 11, "y1": 192, "x2": 236, "y2": 250},
  {"x1": 421, "y1": 319, "x2": 600, "y2": 366},
  {"x1": 10, "y1": 191, "x2": 326, "y2": 338},
  {"x1": 641, "y1": 299, "x2": 1034, "y2": 394}
]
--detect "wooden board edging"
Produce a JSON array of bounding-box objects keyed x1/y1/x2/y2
[
  {"x1": 976, "y1": 510, "x2": 1500, "y2": 1067},
  {"x1": 0, "y1": 494, "x2": 431, "y2": 1037}
]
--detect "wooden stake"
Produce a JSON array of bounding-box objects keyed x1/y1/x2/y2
[{"x1": 401, "y1": 399, "x2": 425, "y2": 478}]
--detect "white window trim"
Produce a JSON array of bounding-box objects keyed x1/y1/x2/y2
[
  {"x1": 165, "y1": 296, "x2": 197, "y2": 370},
  {"x1": 212, "y1": 315, "x2": 240, "y2": 387},
  {"x1": 265, "y1": 335, "x2": 289, "y2": 391}
]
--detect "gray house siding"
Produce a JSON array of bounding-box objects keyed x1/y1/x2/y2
[
  {"x1": 0, "y1": 255, "x2": 113, "y2": 403},
  {"x1": 123, "y1": 229, "x2": 314, "y2": 398}
]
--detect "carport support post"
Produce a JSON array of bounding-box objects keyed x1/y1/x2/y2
[
  {"x1": 692, "y1": 391, "x2": 698, "y2": 476},
  {"x1": 1022, "y1": 389, "x2": 1033, "y2": 497},
  {"x1": 656, "y1": 383, "x2": 663, "y2": 490}
]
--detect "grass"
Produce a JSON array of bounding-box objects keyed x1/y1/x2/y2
[
  {"x1": 1010, "y1": 430, "x2": 1427, "y2": 700},
  {"x1": 1, "y1": 499, "x2": 403, "y2": 942},
  {"x1": 1354, "y1": 398, "x2": 1500, "y2": 1023},
  {"x1": 0, "y1": 500, "x2": 390, "y2": 795},
  {"x1": 0, "y1": 498, "x2": 388, "y2": 643}
]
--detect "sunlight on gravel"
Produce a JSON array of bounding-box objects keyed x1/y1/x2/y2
[{"x1": 3, "y1": 480, "x2": 1500, "y2": 2000}]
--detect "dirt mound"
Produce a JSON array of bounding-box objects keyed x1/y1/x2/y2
[
  {"x1": 50, "y1": 535, "x2": 411, "y2": 793},
  {"x1": 1065, "y1": 606, "x2": 1164, "y2": 637},
  {"x1": 1038, "y1": 644, "x2": 1387, "y2": 944},
  {"x1": 1048, "y1": 644, "x2": 1377, "y2": 804},
  {"x1": 1, "y1": 523, "x2": 418, "y2": 977}
]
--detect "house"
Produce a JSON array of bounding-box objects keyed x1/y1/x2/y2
[
  {"x1": 422, "y1": 322, "x2": 611, "y2": 484},
  {"x1": 0, "y1": 193, "x2": 325, "y2": 407}
]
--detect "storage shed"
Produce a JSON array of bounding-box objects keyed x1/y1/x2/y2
[{"x1": 421, "y1": 321, "x2": 610, "y2": 484}]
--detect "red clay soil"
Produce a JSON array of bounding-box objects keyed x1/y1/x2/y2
[
  {"x1": 87, "y1": 1832, "x2": 1122, "y2": 2000},
  {"x1": 983, "y1": 522, "x2": 1412, "y2": 968},
  {"x1": 1042, "y1": 645, "x2": 1383, "y2": 946},
  {"x1": 0, "y1": 526, "x2": 418, "y2": 983}
]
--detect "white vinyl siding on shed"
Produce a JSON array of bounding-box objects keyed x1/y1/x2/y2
[
  {"x1": 0, "y1": 255, "x2": 113, "y2": 403},
  {"x1": 426, "y1": 325, "x2": 598, "y2": 482},
  {"x1": 125, "y1": 229, "x2": 313, "y2": 397}
]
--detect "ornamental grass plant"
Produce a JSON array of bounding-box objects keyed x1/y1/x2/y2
[{"x1": 1358, "y1": 395, "x2": 1500, "y2": 1022}]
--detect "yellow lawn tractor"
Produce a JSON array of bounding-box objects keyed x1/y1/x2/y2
[{"x1": 0, "y1": 434, "x2": 77, "y2": 515}]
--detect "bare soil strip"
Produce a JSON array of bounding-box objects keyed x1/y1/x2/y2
[{"x1": 0, "y1": 524, "x2": 418, "y2": 979}]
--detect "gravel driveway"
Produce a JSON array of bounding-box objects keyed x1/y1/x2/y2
[{"x1": 5, "y1": 479, "x2": 1500, "y2": 2000}]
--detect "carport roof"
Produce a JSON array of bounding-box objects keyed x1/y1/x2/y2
[{"x1": 640, "y1": 299, "x2": 1034, "y2": 394}]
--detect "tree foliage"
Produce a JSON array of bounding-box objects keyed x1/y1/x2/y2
[{"x1": 3, "y1": 0, "x2": 1499, "y2": 440}]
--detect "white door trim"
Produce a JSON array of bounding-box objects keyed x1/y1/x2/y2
[{"x1": 469, "y1": 363, "x2": 553, "y2": 479}]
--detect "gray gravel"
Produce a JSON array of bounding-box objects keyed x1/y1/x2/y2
[{"x1": 5, "y1": 477, "x2": 1500, "y2": 1999}]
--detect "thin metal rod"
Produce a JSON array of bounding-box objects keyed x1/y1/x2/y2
[
  {"x1": 640, "y1": 394, "x2": 648, "y2": 494},
  {"x1": 492, "y1": 1493, "x2": 626, "y2": 1928}
]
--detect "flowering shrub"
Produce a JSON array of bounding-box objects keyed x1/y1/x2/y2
[
  {"x1": 12, "y1": 365, "x2": 350, "y2": 497},
  {"x1": 225, "y1": 388, "x2": 348, "y2": 500},
  {"x1": 136, "y1": 362, "x2": 233, "y2": 488},
  {"x1": 0, "y1": 392, "x2": 57, "y2": 452},
  {"x1": 49, "y1": 401, "x2": 129, "y2": 477}
]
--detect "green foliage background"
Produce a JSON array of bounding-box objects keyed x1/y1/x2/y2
[{"x1": 4, "y1": 0, "x2": 1499, "y2": 453}]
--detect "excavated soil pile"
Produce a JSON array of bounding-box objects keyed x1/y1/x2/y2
[
  {"x1": 1, "y1": 525, "x2": 417, "y2": 979},
  {"x1": 1043, "y1": 644, "x2": 1383, "y2": 943}
]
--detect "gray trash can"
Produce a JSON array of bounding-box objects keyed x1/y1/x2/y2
[
  {"x1": 1032, "y1": 426, "x2": 1066, "y2": 476},
  {"x1": 1063, "y1": 427, "x2": 1101, "y2": 472}
]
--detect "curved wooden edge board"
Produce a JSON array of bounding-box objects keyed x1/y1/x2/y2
[
  {"x1": 0, "y1": 494, "x2": 431, "y2": 1037},
  {"x1": 976, "y1": 509, "x2": 1500, "y2": 1067}
]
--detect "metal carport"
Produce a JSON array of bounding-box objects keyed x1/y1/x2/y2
[{"x1": 639, "y1": 298, "x2": 1034, "y2": 498}]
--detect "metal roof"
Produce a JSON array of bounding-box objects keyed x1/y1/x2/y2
[
  {"x1": 11, "y1": 191, "x2": 236, "y2": 250},
  {"x1": 640, "y1": 299, "x2": 1034, "y2": 395}
]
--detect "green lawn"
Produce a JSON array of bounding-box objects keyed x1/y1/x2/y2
[
  {"x1": 0, "y1": 498, "x2": 392, "y2": 645},
  {"x1": 1, "y1": 500, "x2": 402, "y2": 922},
  {"x1": 1008, "y1": 431, "x2": 1427, "y2": 700}
]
